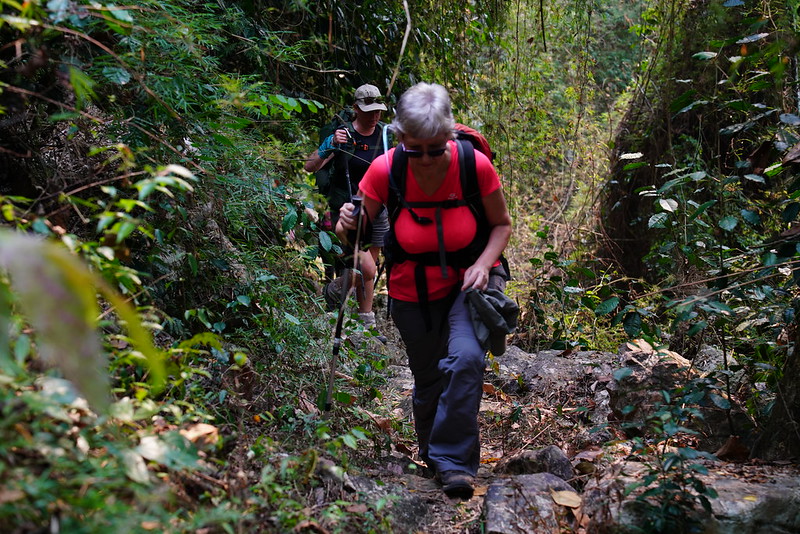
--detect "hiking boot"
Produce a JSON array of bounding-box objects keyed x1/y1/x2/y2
[
  {"x1": 358, "y1": 311, "x2": 388, "y2": 344},
  {"x1": 437, "y1": 470, "x2": 474, "y2": 499}
]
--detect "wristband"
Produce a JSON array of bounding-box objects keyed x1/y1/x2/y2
[{"x1": 318, "y1": 134, "x2": 335, "y2": 159}]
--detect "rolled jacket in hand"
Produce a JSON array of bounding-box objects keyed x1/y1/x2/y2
[{"x1": 465, "y1": 288, "x2": 519, "y2": 356}]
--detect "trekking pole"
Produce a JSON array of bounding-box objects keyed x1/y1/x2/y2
[{"x1": 325, "y1": 196, "x2": 364, "y2": 411}]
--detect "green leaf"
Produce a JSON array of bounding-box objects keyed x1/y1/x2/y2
[
  {"x1": 740, "y1": 209, "x2": 760, "y2": 225},
  {"x1": 623, "y1": 161, "x2": 648, "y2": 171},
  {"x1": 686, "y1": 320, "x2": 708, "y2": 336},
  {"x1": 211, "y1": 133, "x2": 234, "y2": 147},
  {"x1": 709, "y1": 393, "x2": 731, "y2": 410},
  {"x1": 613, "y1": 367, "x2": 633, "y2": 381},
  {"x1": 594, "y1": 297, "x2": 620, "y2": 316},
  {"x1": 282, "y1": 211, "x2": 298, "y2": 233},
  {"x1": 718, "y1": 216, "x2": 738, "y2": 231},
  {"x1": 0, "y1": 232, "x2": 108, "y2": 410},
  {"x1": 782, "y1": 202, "x2": 800, "y2": 223},
  {"x1": 47, "y1": 0, "x2": 70, "y2": 22},
  {"x1": 689, "y1": 200, "x2": 717, "y2": 221},
  {"x1": 319, "y1": 231, "x2": 333, "y2": 252},
  {"x1": 648, "y1": 212, "x2": 669, "y2": 229},
  {"x1": 102, "y1": 67, "x2": 131, "y2": 85},
  {"x1": 342, "y1": 433, "x2": 358, "y2": 449},
  {"x1": 623, "y1": 312, "x2": 642, "y2": 337},
  {"x1": 68, "y1": 67, "x2": 97, "y2": 108},
  {"x1": 237, "y1": 295, "x2": 251, "y2": 306},
  {"x1": 743, "y1": 173, "x2": 765, "y2": 183}
]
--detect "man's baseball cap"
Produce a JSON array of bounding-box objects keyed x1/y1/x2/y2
[{"x1": 354, "y1": 84, "x2": 387, "y2": 112}]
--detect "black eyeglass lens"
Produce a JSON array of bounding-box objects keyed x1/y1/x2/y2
[{"x1": 403, "y1": 145, "x2": 446, "y2": 158}]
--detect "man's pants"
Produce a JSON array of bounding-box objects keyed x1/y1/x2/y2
[{"x1": 391, "y1": 291, "x2": 485, "y2": 475}]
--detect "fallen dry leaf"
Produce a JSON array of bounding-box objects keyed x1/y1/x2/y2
[
  {"x1": 551, "y1": 488, "x2": 581, "y2": 508},
  {"x1": 0, "y1": 489, "x2": 25, "y2": 504},
  {"x1": 179, "y1": 423, "x2": 219, "y2": 448},
  {"x1": 346, "y1": 503, "x2": 369, "y2": 513},
  {"x1": 297, "y1": 395, "x2": 319, "y2": 415},
  {"x1": 473, "y1": 485, "x2": 488, "y2": 496}
]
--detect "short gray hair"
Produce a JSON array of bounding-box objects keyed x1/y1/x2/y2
[{"x1": 391, "y1": 83, "x2": 455, "y2": 140}]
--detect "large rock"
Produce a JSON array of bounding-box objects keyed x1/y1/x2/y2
[
  {"x1": 582, "y1": 461, "x2": 800, "y2": 534},
  {"x1": 483, "y1": 473, "x2": 578, "y2": 534}
]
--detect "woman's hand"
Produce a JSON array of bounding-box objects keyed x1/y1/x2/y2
[
  {"x1": 462, "y1": 263, "x2": 491, "y2": 291},
  {"x1": 337, "y1": 202, "x2": 357, "y2": 231}
]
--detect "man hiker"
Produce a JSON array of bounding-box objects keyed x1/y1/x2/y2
[{"x1": 305, "y1": 84, "x2": 392, "y2": 340}]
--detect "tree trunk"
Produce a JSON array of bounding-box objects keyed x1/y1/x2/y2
[{"x1": 750, "y1": 322, "x2": 800, "y2": 461}]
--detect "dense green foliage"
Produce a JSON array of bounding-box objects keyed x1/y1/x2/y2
[{"x1": 1, "y1": 0, "x2": 799, "y2": 531}]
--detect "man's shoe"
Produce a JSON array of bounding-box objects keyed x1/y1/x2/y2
[
  {"x1": 358, "y1": 311, "x2": 388, "y2": 344},
  {"x1": 437, "y1": 470, "x2": 474, "y2": 499}
]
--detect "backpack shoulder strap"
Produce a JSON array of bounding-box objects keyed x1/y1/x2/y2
[
  {"x1": 455, "y1": 139, "x2": 485, "y2": 223},
  {"x1": 388, "y1": 146, "x2": 409, "y2": 220}
]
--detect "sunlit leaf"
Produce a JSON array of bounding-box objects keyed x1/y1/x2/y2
[
  {"x1": 0, "y1": 232, "x2": 107, "y2": 410},
  {"x1": 780, "y1": 113, "x2": 800, "y2": 126},
  {"x1": 693, "y1": 51, "x2": 718, "y2": 60},
  {"x1": 47, "y1": 0, "x2": 70, "y2": 22},
  {"x1": 736, "y1": 33, "x2": 769, "y2": 44},
  {"x1": 0, "y1": 231, "x2": 165, "y2": 409},
  {"x1": 743, "y1": 173, "x2": 765, "y2": 183},
  {"x1": 107, "y1": 3, "x2": 134, "y2": 22},
  {"x1": 659, "y1": 198, "x2": 678, "y2": 212},
  {"x1": 623, "y1": 161, "x2": 648, "y2": 171},
  {"x1": 68, "y1": 67, "x2": 96, "y2": 109}
]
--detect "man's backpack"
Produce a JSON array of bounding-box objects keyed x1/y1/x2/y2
[
  {"x1": 384, "y1": 124, "x2": 508, "y2": 323},
  {"x1": 314, "y1": 108, "x2": 355, "y2": 197}
]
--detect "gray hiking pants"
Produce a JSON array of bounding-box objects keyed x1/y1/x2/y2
[{"x1": 391, "y1": 291, "x2": 485, "y2": 475}]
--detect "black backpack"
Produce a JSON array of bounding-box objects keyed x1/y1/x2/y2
[
  {"x1": 384, "y1": 129, "x2": 509, "y2": 325},
  {"x1": 314, "y1": 108, "x2": 355, "y2": 197}
]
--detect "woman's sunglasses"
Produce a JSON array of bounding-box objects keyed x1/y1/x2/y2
[{"x1": 401, "y1": 143, "x2": 447, "y2": 158}]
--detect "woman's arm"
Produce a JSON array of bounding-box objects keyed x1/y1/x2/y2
[
  {"x1": 335, "y1": 191, "x2": 382, "y2": 246},
  {"x1": 462, "y1": 188, "x2": 512, "y2": 291}
]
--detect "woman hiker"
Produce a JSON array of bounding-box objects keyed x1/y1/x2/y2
[{"x1": 335, "y1": 82, "x2": 512, "y2": 498}]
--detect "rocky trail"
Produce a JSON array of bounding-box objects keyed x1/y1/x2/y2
[{"x1": 321, "y1": 326, "x2": 800, "y2": 534}]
